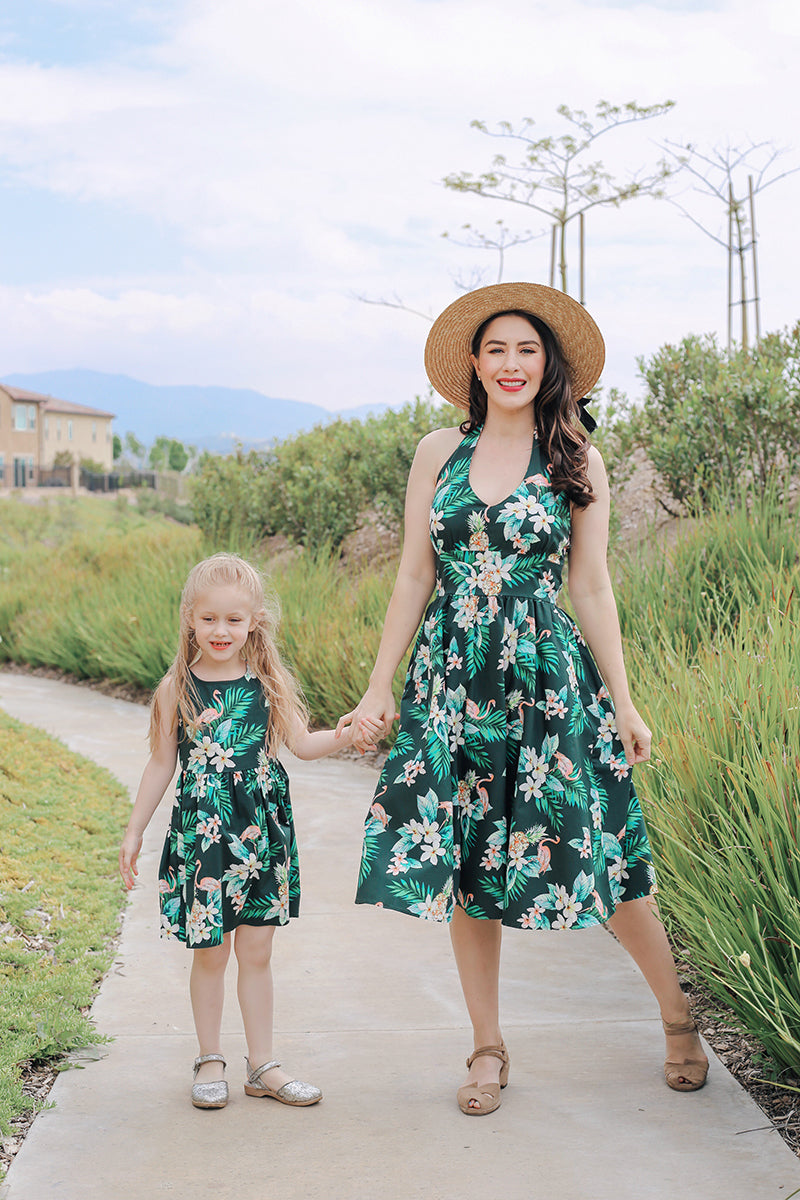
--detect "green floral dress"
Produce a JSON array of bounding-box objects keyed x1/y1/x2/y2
[
  {"x1": 159, "y1": 671, "x2": 300, "y2": 947},
  {"x1": 356, "y1": 427, "x2": 657, "y2": 929}
]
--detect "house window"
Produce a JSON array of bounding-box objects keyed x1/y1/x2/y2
[
  {"x1": 57, "y1": 418, "x2": 62, "y2": 441},
  {"x1": 68, "y1": 420, "x2": 73, "y2": 441},
  {"x1": 45, "y1": 416, "x2": 50, "y2": 438},
  {"x1": 0, "y1": 453, "x2": 4, "y2": 484},
  {"x1": 92, "y1": 421, "x2": 97, "y2": 442},
  {"x1": 13, "y1": 403, "x2": 35, "y2": 432}
]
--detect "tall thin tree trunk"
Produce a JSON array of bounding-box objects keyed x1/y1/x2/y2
[
  {"x1": 748, "y1": 175, "x2": 761, "y2": 343},
  {"x1": 727, "y1": 187, "x2": 734, "y2": 350},
  {"x1": 559, "y1": 220, "x2": 567, "y2": 293},
  {"x1": 549, "y1": 225, "x2": 556, "y2": 287},
  {"x1": 733, "y1": 200, "x2": 748, "y2": 348},
  {"x1": 579, "y1": 212, "x2": 585, "y2": 305}
]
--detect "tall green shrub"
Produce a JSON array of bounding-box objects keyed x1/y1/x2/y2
[{"x1": 637, "y1": 324, "x2": 800, "y2": 508}]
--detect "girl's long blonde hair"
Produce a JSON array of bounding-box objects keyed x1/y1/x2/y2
[{"x1": 150, "y1": 553, "x2": 308, "y2": 756}]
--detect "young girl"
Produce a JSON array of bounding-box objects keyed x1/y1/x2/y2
[{"x1": 119, "y1": 552, "x2": 380, "y2": 1110}]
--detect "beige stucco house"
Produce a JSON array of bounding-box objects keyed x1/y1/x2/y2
[{"x1": 0, "y1": 384, "x2": 115, "y2": 487}]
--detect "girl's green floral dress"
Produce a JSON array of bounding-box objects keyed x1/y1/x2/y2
[
  {"x1": 356, "y1": 428, "x2": 657, "y2": 929},
  {"x1": 159, "y1": 671, "x2": 300, "y2": 947}
]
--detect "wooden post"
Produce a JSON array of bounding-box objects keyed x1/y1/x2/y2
[
  {"x1": 748, "y1": 175, "x2": 761, "y2": 343},
  {"x1": 549, "y1": 225, "x2": 557, "y2": 288},
  {"x1": 579, "y1": 211, "x2": 585, "y2": 305}
]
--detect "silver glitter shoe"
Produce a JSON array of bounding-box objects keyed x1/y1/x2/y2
[
  {"x1": 244, "y1": 1057, "x2": 322, "y2": 1106},
  {"x1": 191, "y1": 1054, "x2": 228, "y2": 1109}
]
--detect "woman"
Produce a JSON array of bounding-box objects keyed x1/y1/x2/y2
[{"x1": 339, "y1": 283, "x2": 707, "y2": 1114}]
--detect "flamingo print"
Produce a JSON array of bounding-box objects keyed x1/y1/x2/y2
[
  {"x1": 474, "y1": 774, "x2": 494, "y2": 817},
  {"x1": 536, "y1": 836, "x2": 560, "y2": 874},
  {"x1": 193, "y1": 859, "x2": 221, "y2": 897}
]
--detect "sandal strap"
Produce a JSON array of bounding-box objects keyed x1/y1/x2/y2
[
  {"x1": 193, "y1": 1054, "x2": 226, "y2": 1076},
  {"x1": 662, "y1": 1018, "x2": 698, "y2": 1035},
  {"x1": 246, "y1": 1058, "x2": 281, "y2": 1085},
  {"x1": 466, "y1": 1044, "x2": 508, "y2": 1069}
]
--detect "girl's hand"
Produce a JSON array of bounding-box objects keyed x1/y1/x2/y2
[
  {"x1": 615, "y1": 703, "x2": 652, "y2": 767},
  {"x1": 352, "y1": 716, "x2": 387, "y2": 753},
  {"x1": 336, "y1": 686, "x2": 397, "y2": 744},
  {"x1": 119, "y1": 830, "x2": 143, "y2": 891}
]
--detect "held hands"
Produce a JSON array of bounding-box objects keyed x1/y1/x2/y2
[
  {"x1": 614, "y1": 702, "x2": 652, "y2": 768},
  {"x1": 336, "y1": 686, "x2": 399, "y2": 753}
]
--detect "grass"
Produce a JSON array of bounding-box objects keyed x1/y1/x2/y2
[
  {"x1": 0, "y1": 710, "x2": 130, "y2": 1142},
  {"x1": 2, "y1": 484, "x2": 800, "y2": 1078},
  {"x1": 619, "y1": 488, "x2": 800, "y2": 1076}
]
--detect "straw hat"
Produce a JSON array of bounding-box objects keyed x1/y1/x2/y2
[{"x1": 424, "y1": 282, "x2": 605, "y2": 410}]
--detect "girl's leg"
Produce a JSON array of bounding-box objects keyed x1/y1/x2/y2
[
  {"x1": 234, "y1": 924, "x2": 295, "y2": 1090},
  {"x1": 190, "y1": 936, "x2": 231, "y2": 1083},
  {"x1": 449, "y1": 906, "x2": 504, "y2": 1108},
  {"x1": 606, "y1": 895, "x2": 708, "y2": 1080}
]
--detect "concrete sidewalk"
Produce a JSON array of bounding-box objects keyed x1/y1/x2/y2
[{"x1": 1, "y1": 670, "x2": 797, "y2": 1200}]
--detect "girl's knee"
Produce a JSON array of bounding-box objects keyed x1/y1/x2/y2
[
  {"x1": 193, "y1": 936, "x2": 231, "y2": 972},
  {"x1": 233, "y1": 924, "x2": 275, "y2": 968}
]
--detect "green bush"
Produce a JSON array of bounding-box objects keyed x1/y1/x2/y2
[
  {"x1": 636, "y1": 325, "x2": 800, "y2": 509},
  {"x1": 190, "y1": 397, "x2": 446, "y2": 548}
]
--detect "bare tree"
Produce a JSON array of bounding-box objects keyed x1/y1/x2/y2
[
  {"x1": 661, "y1": 138, "x2": 799, "y2": 347},
  {"x1": 443, "y1": 99, "x2": 676, "y2": 300},
  {"x1": 442, "y1": 220, "x2": 543, "y2": 287}
]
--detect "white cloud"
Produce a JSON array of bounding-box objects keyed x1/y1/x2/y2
[{"x1": 0, "y1": 0, "x2": 798, "y2": 413}]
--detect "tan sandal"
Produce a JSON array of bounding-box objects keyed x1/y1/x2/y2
[
  {"x1": 457, "y1": 1042, "x2": 510, "y2": 1116},
  {"x1": 662, "y1": 1018, "x2": 709, "y2": 1092},
  {"x1": 244, "y1": 1057, "x2": 322, "y2": 1106}
]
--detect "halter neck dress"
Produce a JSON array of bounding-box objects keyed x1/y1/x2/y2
[
  {"x1": 355, "y1": 426, "x2": 656, "y2": 928},
  {"x1": 158, "y1": 670, "x2": 300, "y2": 946}
]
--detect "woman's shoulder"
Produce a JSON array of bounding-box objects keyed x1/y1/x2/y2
[{"x1": 414, "y1": 425, "x2": 466, "y2": 476}]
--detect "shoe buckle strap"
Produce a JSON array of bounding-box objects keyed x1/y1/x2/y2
[{"x1": 247, "y1": 1058, "x2": 281, "y2": 1085}]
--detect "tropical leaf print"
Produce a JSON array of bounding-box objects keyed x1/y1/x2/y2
[
  {"x1": 158, "y1": 673, "x2": 300, "y2": 945},
  {"x1": 355, "y1": 427, "x2": 657, "y2": 930}
]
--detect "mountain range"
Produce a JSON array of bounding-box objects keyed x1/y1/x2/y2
[{"x1": 2, "y1": 368, "x2": 393, "y2": 451}]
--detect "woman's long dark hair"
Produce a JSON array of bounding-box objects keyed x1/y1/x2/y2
[{"x1": 461, "y1": 309, "x2": 594, "y2": 508}]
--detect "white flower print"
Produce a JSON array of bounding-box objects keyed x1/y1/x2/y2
[
  {"x1": 211, "y1": 746, "x2": 236, "y2": 771},
  {"x1": 387, "y1": 853, "x2": 409, "y2": 876},
  {"x1": 498, "y1": 619, "x2": 519, "y2": 670},
  {"x1": 454, "y1": 593, "x2": 481, "y2": 630},
  {"x1": 543, "y1": 689, "x2": 568, "y2": 719},
  {"x1": 609, "y1": 755, "x2": 630, "y2": 780},
  {"x1": 188, "y1": 745, "x2": 207, "y2": 768}
]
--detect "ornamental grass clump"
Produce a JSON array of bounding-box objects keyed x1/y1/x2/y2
[{"x1": 622, "y1": 494, "x2": 800, "y2": 1075}]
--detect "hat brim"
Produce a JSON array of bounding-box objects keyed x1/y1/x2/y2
[{"x1": 424, "y1": 282, "x2": 605, "y2": 410}]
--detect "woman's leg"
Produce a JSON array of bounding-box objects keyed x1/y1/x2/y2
[
  {"x1": 190, "y1": 936, "x2": 231, "y2": 1082},
  {"x1": 234, "y1": 924, "x2": 295, "y2": 1090},
  {"x1": 449, "y1": 906, "x2": 504, "y2": 1108},
  {"x1": 606, "y1": 895, "x2": 708, "y2": 1081}
]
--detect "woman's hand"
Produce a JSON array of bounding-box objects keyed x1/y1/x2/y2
[
  {"x1": 336, "y1": 685, "x2": 398, "y2": 748},
  {"x1": 614, "y1": 702, "x2": 652, "y2": 767}
]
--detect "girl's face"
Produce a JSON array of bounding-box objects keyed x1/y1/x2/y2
[
  {"x1": 191, "y1": 585, "x2": 254, "y2": 671},
  {"x1": 470, "y1": 313, "x2": 546, "y2": 415}
]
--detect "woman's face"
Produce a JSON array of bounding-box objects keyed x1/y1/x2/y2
[{"x1": 470, "y1": 313, "x2": 546, "y2": 415}]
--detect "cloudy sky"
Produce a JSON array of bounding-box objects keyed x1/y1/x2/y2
[{"x1": 0, "y1": 0, "x2": 798, "y2": 414}]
